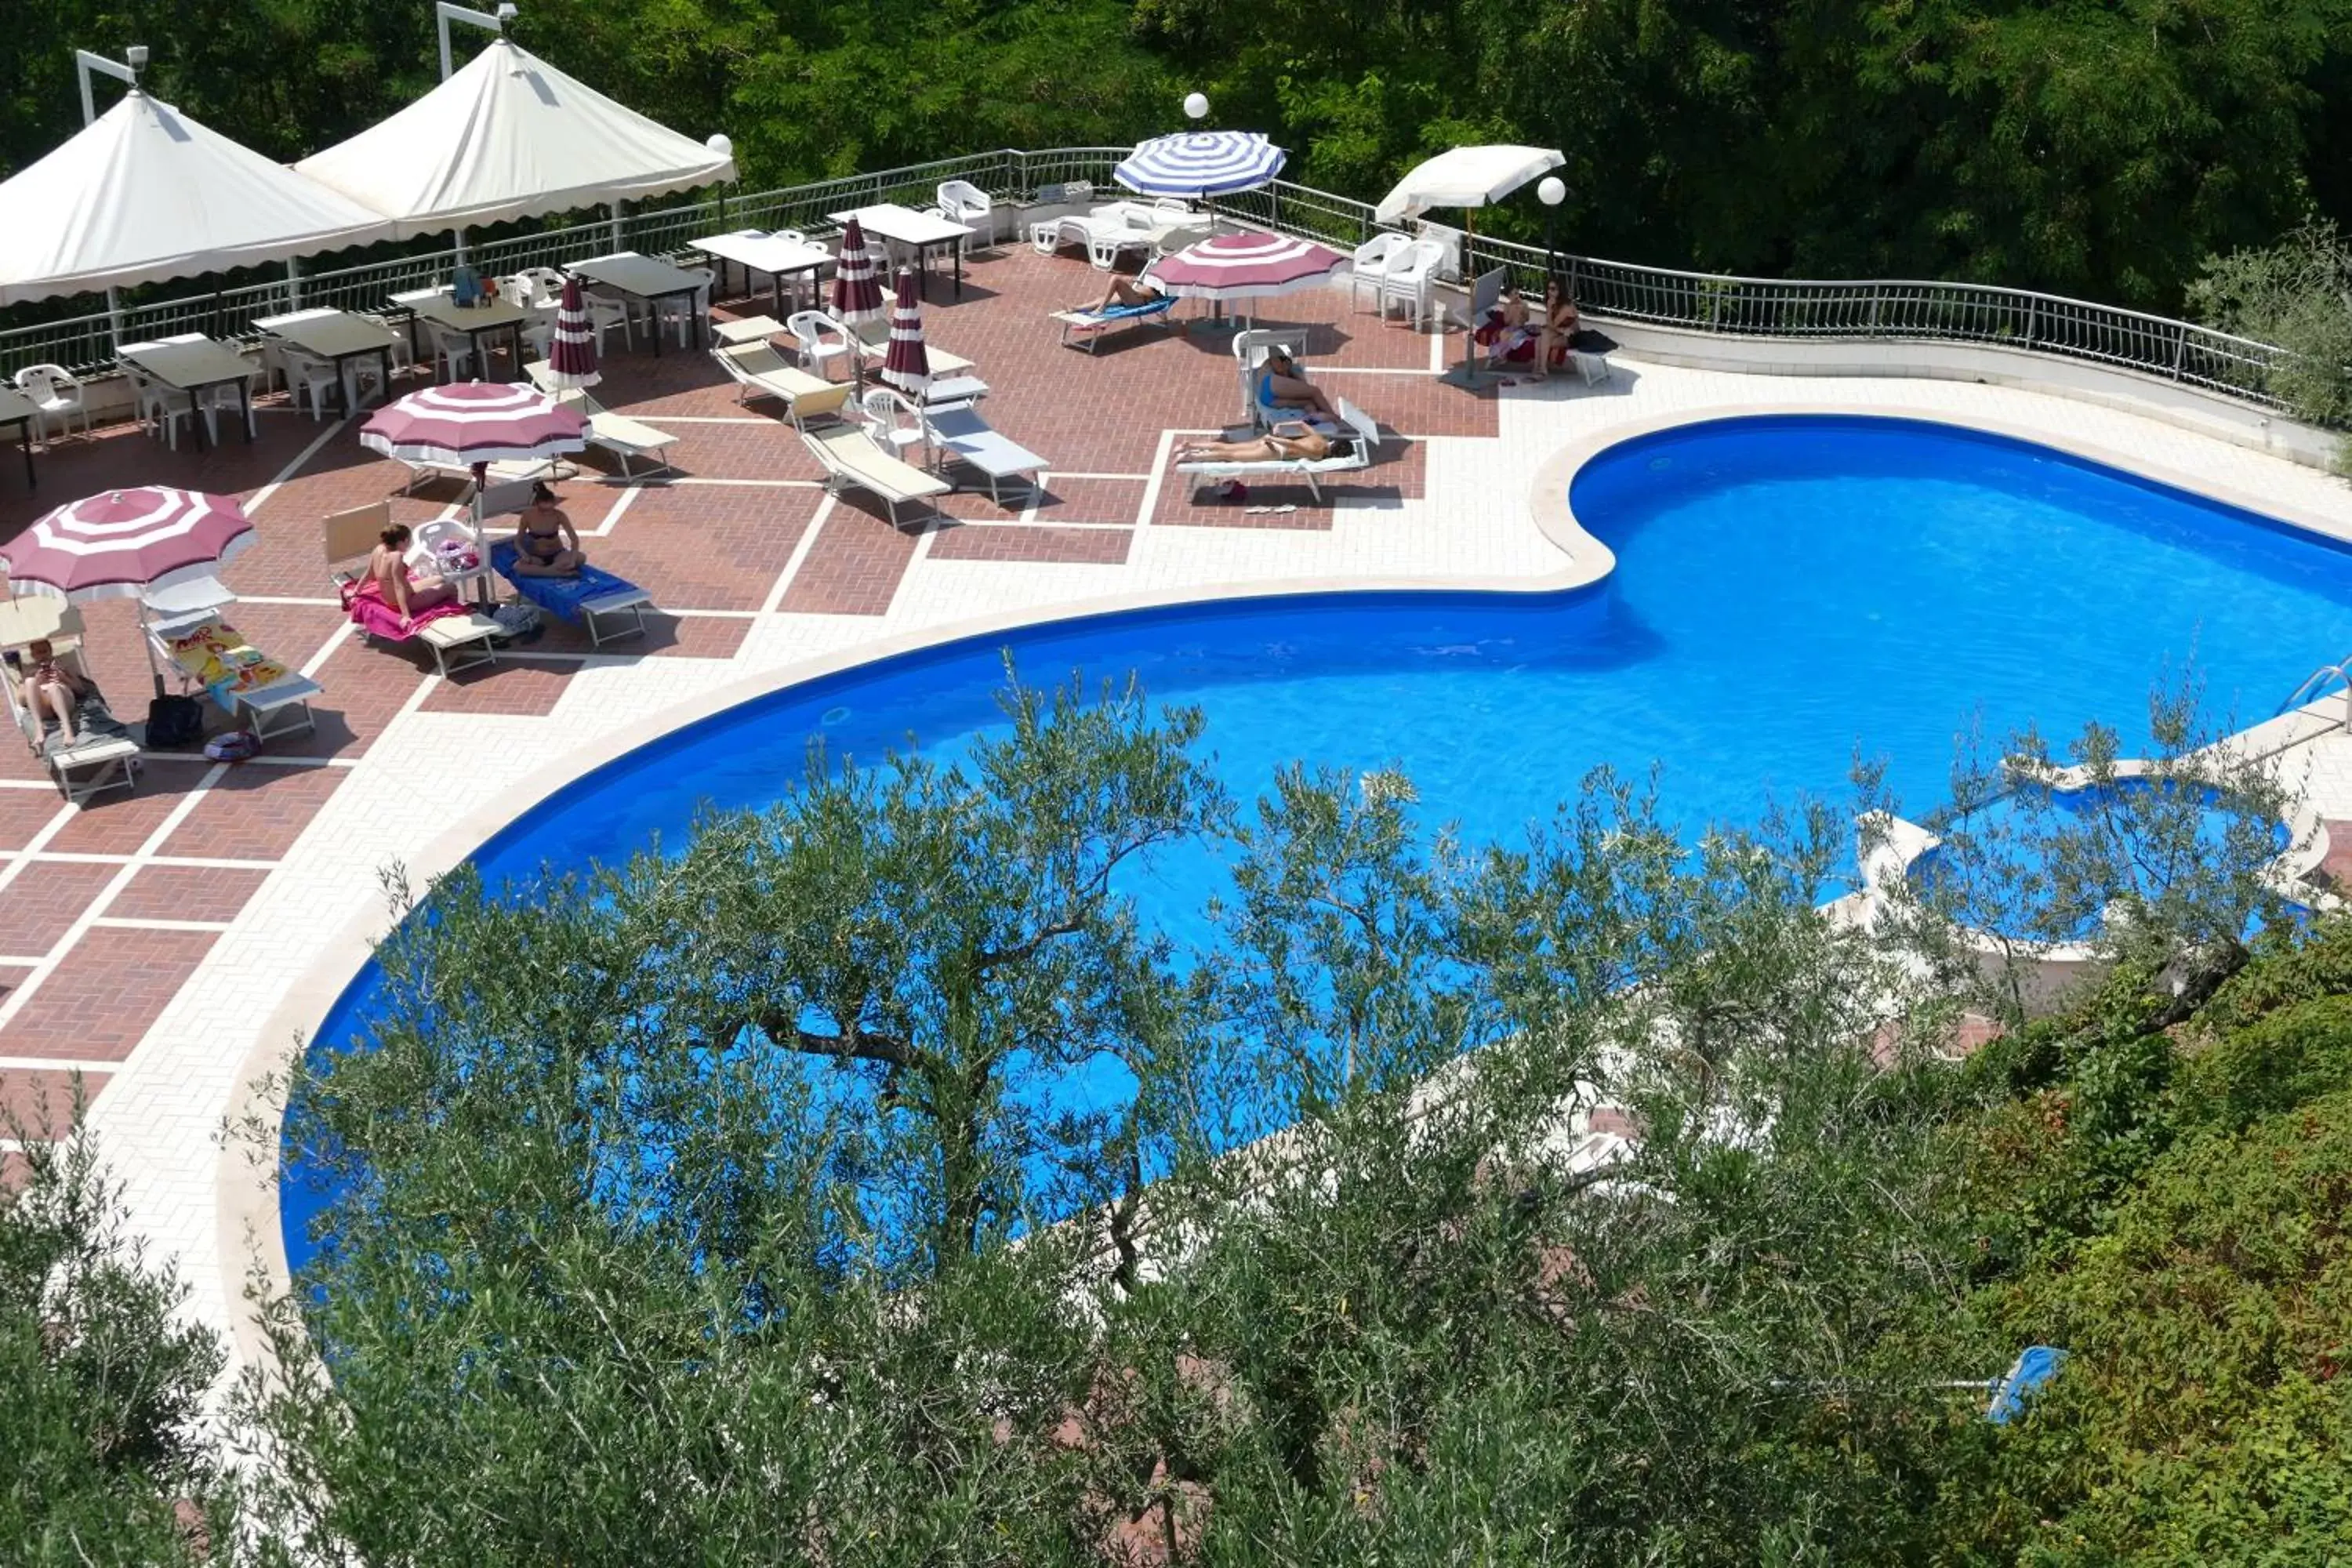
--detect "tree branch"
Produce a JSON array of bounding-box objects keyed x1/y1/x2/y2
[{"x1": 748, "y1": 1011, "x2": 916, "y2": 1069}]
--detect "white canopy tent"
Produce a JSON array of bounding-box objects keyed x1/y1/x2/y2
[
  {"x1": 1374, "y1": 145, "x2": 1566, "y2": 225},
  {"x1": 0, "y1": 91, "x2": 397, "y2": 307},
  {"x1": 293, "y1": 37, "x2": 735, "y2": 238}
]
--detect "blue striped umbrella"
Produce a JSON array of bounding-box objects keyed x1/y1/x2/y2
[{"x1": 1114, "y1": 131, "x2": 1287, "y2": 198}]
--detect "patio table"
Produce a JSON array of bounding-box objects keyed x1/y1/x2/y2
[
  {"x1": 827, "y1": 204, "x2": 975, "y2": 301},
  {"x1": 118, "y1": 338, "x2": 256, "y2": 452},
  {"x1": 411, "y1": 296, "x2": 535, "y2": 383},
  {"x1": 0, "y1": 386, "x2": 38, "y2": 488},
  {"x1": 263, "y1": 310, "x2": 401, "y2": 412},
  {"x1": 697, "y1": 232, "x2": 832, "y2": 321},
  {"x1": 570, "y1": 252, "x2": 709, "y2": 356}
]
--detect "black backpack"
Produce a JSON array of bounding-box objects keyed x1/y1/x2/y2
[{"x1": 145, "y1": 694, "x2": 205, "y2": 749}]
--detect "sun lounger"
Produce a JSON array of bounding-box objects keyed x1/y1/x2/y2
[
  {"x1": 146, "y1": 601, "x2": 322, "y2": 744},
  {"x1": 325, "y1": 502, "x2": 503, "y2": 677},
  {"x1": 712, "y1": 342, "x2": 856, "y2": 426},
  {"x1": 524, "y1": 363, "x2": 681, "y2": 477},
  {"x1": 1051, "y1": 295, "x2": 1178, "y2": 352},
  {"x1": 1175, "y1": 398, "x2": 1384, "y2": 502},
  {"x1": 802, "y1": 424, "x2": 952, "y2": 528},
  {"x1": 488, "y1": 539, "x2": 652, "y2": 648},
  {"x1": 0, "y1": 605, "x2": 140, "y2": 803},
  {"x1": 920, "y1": 404, "x2": 1046, "y2": 506}
]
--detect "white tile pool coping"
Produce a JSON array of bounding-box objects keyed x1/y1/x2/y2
[{"x1": 64, "y1": 358, "x2": 2352, "y2": 1380}]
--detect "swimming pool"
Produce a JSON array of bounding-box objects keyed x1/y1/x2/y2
[{"x1": 281, "y1": 414, "x2": 2352, "y2": 1271}]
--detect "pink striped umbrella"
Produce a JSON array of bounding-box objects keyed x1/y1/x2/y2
[
  {"x1": 359, "y1": 381, "x2": 586, "y2": 466},
  {"x1": 544, "y1": 274, "x2": 601, "y2": 390},
  {"x1": 830, "y1": 216, "x2": 885, "y2": 327},
  {"x1": 1149, "y1": 230, "x2": 1351, "y2": 303},
  {"x1": 880, "y1": 269, "x2": 931, "y2": 397},
  {"x1": 1, "y1": 486, "x2": 255, "y2": 602}
]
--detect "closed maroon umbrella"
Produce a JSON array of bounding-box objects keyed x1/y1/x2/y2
[
  {"x1": 830, "y1": 216, "x2": 884, "y2": 327},
  {"x1": 359, "y1": 381, "x2": 586, "y2": 466},
  {"x1": 545, "y1": 275, "x2": 601, "y2": 390},
  {"x1": 880, "y1": 269, "x2": 931, "y2": 397}
]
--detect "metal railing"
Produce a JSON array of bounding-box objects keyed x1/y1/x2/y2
[{"x1": 0, "y1": 145, "x2": 2296, "y2": 415}]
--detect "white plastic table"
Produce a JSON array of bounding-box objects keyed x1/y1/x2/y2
[
  {"x1": 698, "y1": 232, "x2": 832, "y2": 319},
  {"x1": 828, "y1": 204, "x2": 975, "y2": 300}
]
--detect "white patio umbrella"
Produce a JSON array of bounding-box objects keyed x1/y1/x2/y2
[{"x1": 1374, "y1": 145, "x2": 1566, "y2": 225}]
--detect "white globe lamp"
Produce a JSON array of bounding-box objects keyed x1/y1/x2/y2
[
  {"x1": 1183, "y1": 92, "x2": 1210, "y2": 122},
  {"x1": 706, "y1": 132, "x2": 733, "y2": 158}
]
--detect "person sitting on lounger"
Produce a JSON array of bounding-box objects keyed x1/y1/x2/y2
[
  {"x1": 1255, "y1": 347, "x2": 1339, "y2": 422},
  {"x1": 509, "y1": 482, "x2": 585, "y2": 579},
  {"x1": 1535, "y1": 278, "x2": 1580, "y2": 379},
  {"x1": 23, "y1": 640, "x2": 92, "y2": 744},
  {"x1": 1178, "y1": 419, "x2": 1354, "y2": 465},
  {"x1": 368, "y1": 524, "x2": 459, "y2": 624}
]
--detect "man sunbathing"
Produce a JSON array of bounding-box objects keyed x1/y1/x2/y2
[{"x1": 1178, "y1": 419, "x2": 1354, "y2": 464}]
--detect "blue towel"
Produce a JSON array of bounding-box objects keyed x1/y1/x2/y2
[
  {"x1": 1099, "y1": 297, "x2": 1171, "y2": 321},
  {"x1": 490, "y1": 539, "x2": 644, "y2": 622}
]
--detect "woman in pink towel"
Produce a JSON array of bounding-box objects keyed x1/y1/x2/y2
[{"x1": 352, "y1": 522, "x2": 459, "y2": 629}]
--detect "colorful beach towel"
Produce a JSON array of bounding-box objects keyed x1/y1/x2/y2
[
  {"x1": 163, "y1": 622, "x2": 292, "y2": 711},
  {"x1": 341, "y1": 573, "x2": 472, "y2": 643}
]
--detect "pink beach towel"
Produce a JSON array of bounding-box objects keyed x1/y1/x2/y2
[{"x1": 342, "y1": 574, "x2": 470, "y2": 642}]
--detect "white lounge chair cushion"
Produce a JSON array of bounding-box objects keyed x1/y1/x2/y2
[
  {"x1": 716, "y1": 343, "x2": 855, "y2": 418},
  {"x1": 586, "y1": 410, "x2": 677, "y2": 458},
  {"x1": 924, "y1": 406, "x2": 1044, "y2": 479},
  {"x1": 804, "y1": 426, "x2": 952, "y2": 503}
]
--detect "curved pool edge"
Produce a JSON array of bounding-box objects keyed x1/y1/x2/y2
[
  {"x1": 219, "y1": 398, "x2": 2352, "y2": 1374},
  {"x1": 219, "y1": 565, "x2": 1628, "y2": 1370},
  {"x1": 1531, "y1": 401, "x2": 2352, "y2": 559}
]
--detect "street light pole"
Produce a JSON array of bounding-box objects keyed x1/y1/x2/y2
[{"x1": 1537, "y1": 175, "x2": 1566, "y2": 287}]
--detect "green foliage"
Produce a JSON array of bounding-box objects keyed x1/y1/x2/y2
[
  {"x1": 0, "y1": 1112, "x2": 229, "y2": 1567},
  {"x1": 2188, "y1": 221, "x2": 2352, "y2": 439},
  {"x1": 9, "y1": 0, "x2": 2352, "y2": 311}
]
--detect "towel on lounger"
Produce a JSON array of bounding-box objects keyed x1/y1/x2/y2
[{"x1": 489, "y1": 539, "x2": 644, "y2": 623}]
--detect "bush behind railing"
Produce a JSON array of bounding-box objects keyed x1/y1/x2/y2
[{"x1": 0, "y1": 145, "x2": 2291, "y2": 415}]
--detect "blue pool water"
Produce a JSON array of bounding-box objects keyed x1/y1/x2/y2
[{"x1": 281, "y1": 415, "x2": 2352, "y2": 1271}]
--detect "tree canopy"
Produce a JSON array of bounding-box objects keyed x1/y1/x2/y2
[{"x1": 6, "y1": 0, "x2": 2352, "y2": 309}]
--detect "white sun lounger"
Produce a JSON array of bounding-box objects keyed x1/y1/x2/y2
[
  {"x1": 524, "y1": 363, "x2": 681, "y2": 477},
  {"x1": 1051, "y1": 296, "x2": 1178, "y2": 352},
  {"x1": 713, "y1": 342, "x2": 856, "y2": 427},
  {"x1": 1176, "y1": 398, "x2": 1383, "y2": 502},
  {"x1": 802, "y1": 424, "x2": 952, "y2": 528},
  {"x1": 920, "y1": 404, "x2": 1047, "y2": 506},
  {"x1": 143, "y1": 582, "x2": 323, "y2": 744},
  {"x1": 0, "y1": 603, "x2": 140, "y2": 804}
]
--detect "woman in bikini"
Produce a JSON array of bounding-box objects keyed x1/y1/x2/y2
[
  {"x1": 21, "y1": 639, "x2": 92, "y2": 745},
  {"x1": 1177, "y1": 420, "x2": 1353, "y2": 464},
  {"x1": 365, "y1": 523, "x2": 459, "y2": 623},
  {"x1": 1534, "y1": 278, "x2": 1581, "y2": 379},
  {"x1": 509, "y1": 481, "x2": 584, "y2": 578}
]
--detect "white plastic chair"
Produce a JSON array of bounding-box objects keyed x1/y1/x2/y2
[
  {"x1": 937, "y1": 180, "x2": 992, "y2": 230},
  {"x1": 1376, "y1": 240, "x2": 1446, "y2": 329},
  {"x1": 655, "y1": 268, "x2": 714, "y2": 349},
  {"x1": 114, "y1": 349, "x2": 191, "y2": 449},
  {"x1": 1347, "y1": 234, "x2": 1410, "y2": 313},
  {"x1": 579, "y1": 285, "x2": 635, "y2": 354},
  {"x1": 279, "y1": 350, "x2": 342, "y2": 421},
  {"x1": 858, "y1": 387, "x2": 928, "y2": 459},
  {"x1": 13, "y1": 365, "x2": 89, "y2": 443},
  {"x1": 786, "y1": 310, "x2": 855, "y2": 380},
  {"x1": 426, "y1": 322, "x2": 476, "y2": 381}
]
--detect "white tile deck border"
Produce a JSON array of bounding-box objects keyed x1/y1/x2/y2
[{"x1": 67, "y1": 358, "x2": 2352, "y2": 1382}]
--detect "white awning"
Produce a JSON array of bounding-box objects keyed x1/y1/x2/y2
[
  {"x1": 1374, "y1": 145, "x2": 1566, "y2": 224},
  {"x1": 295, "y1": 38, "x2": 735, "y2": 237},
  {"x1": 0, "y1": 93, "x2": 397, "y2": 307}
]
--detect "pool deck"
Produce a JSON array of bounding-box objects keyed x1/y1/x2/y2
[{"x1": 4, "y1": 244, "x2": 2352, "y2": 1370}]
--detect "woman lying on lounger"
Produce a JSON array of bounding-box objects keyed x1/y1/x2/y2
[
  {"x1": 1083, "y1": 273, "x2": 1167, "y2": 313},
  {"x1": 509, "y1": 482, "x2": 584, "y2": 578},
  {"x1": 1178, "y1": 420, "x2": 1354, "y2": 464},
  {"x1": 1255, "y1": 347, "x2": 1340, "y2": 421}
]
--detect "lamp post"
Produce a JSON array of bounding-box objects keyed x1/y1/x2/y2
[
  {"x1": 74, "y1": 46, "x2": 147, "y2": 338},
  {"x1": 707, "y1": 132, "x2": 734, "y2": 230},
  {"x1": 1537, "y1": 175, "x2": 1566, "y2": 287}
]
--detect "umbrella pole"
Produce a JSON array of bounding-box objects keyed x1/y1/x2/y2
[{"x1": 135, "y1": 601, "x2": 169, "y2": 702}]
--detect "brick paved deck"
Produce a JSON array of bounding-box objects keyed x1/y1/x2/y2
[
  {"x1": 5, "y1": 236, "x2": 2350, "y2": 1385},
  {"x1": 0, "y1": 245, "x2": 1475, "y2": 1151}
]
